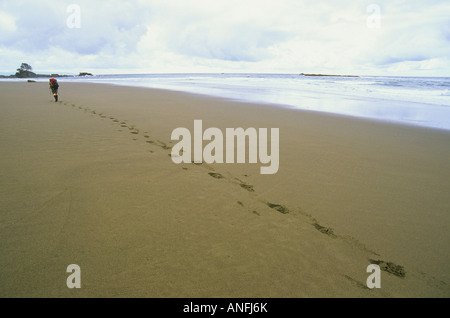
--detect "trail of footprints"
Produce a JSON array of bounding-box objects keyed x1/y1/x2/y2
[
  {"x1": 63, "y1": 101, "x2": 171, "y2": 152},
  {"x1": 61, "y1": 100, "x2": 409, "y2": 285}
]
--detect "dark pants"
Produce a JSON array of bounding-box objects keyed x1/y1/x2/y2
[{"x1": 51, "y1": 86, "x2": 58, "y2": 101}]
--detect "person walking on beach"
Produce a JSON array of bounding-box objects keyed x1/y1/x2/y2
[{"x1": 49, "y1": 78, "x2": 59, "y2": 102}]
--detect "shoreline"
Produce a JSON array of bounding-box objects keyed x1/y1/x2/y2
[
  {"x1": 1, "y1": 81, "x2": 449, "y2": 297},
  {"x1": 4, "y1": 74, "x2": 449, "y2": 132}
]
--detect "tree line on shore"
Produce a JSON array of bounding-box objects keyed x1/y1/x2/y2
[{"x1": 0, "y1": 63, "x2": 93, "y2": 78}]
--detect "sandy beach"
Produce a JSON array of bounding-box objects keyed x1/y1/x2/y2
[{"x1": 0, "y1": 81, "x2": 449, "y2": 298}]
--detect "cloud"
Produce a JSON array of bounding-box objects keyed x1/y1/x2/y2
[
  {"x1": 166, "y1": 23, "x2": 289, "y2": 62},
  {"x1": 364, "y1": 2, "x2": 450, "y2": 66},
  {"x1": 0, "y1": 10, "x2": 16, "y2": 31},
  {"x1": 0, "y1": 0, "x2": 449, "y2": 76},
  {"x1": 137, "y1": 0, "x2": 293, "y2": 62}
]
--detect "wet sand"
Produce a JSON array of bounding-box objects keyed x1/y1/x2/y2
[{"x1": 0, "y1": 81, "x2": 449, "y2": 297}]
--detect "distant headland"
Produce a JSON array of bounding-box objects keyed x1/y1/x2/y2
[{"x1": 299, "y1": 73, "x2": 359, "y2": 77}]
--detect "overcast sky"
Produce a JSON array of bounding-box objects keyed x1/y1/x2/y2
[{"x1": 1, "y1": 0, "x2": 449, "y2": 76}]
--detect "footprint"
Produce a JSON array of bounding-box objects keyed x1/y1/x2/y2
[
  {"x1": 208, "y1": 172, "x2": 224, "y2": 179},
  {"x1": 240, "y1": 183, "x2": 254, "y2": 192},
  {"x1": 313, "y1": 222, "x2": 336, "y2": 237},
  {"x1": 369, "y1": 259, "x2": 406, "y2": 278},
  {"x1": 156, "y1": 140, "x2": 171, "y2": 150},
  {"x1": 266, "y1": 202, "x2": 289, "y2": 214}
]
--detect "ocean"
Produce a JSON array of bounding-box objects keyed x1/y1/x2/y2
[{"x1": 7, "y1": 73, "x2": 450, "y2": 131}]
